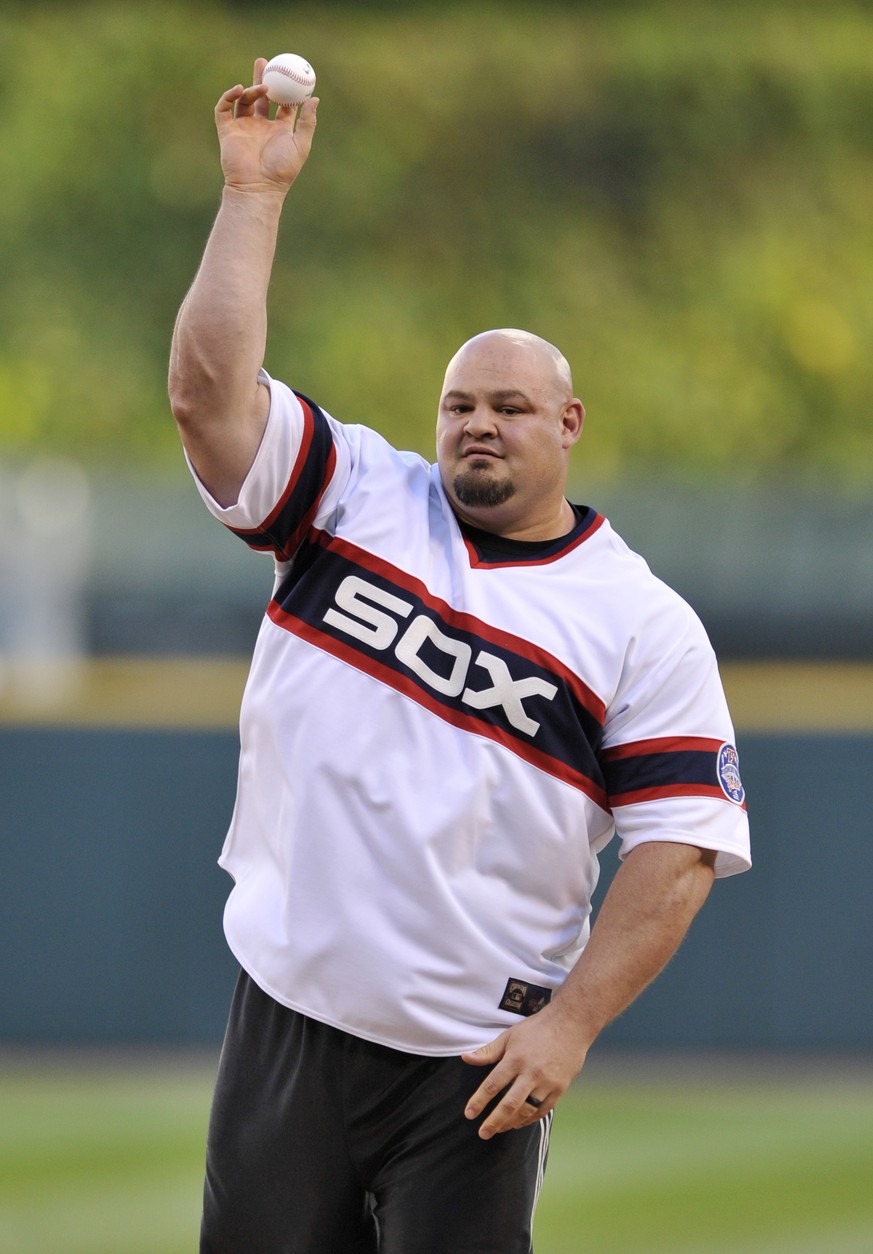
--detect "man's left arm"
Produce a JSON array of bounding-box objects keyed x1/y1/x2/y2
[{"x1": 462, "y1": 840, "x2": 716, "y2": 1139}]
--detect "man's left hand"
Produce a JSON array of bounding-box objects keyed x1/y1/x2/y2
[{"x1": 461, "y1": 1007, "x2": 588, "y2": 1139}]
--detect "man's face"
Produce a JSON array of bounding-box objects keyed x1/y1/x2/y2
[{"x1": 435, "y1": 334, "x2": 583, "y2": 538}]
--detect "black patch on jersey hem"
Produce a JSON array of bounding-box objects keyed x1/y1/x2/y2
[{"x1": 499, "y1": 979, "x2": 553, "y2": 1017}]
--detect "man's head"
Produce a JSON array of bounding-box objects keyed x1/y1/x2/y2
[{"x1": 436, "y1": 329, "x2": 585, "y2": 541}]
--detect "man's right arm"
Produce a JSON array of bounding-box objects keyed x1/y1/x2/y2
[{"x1": 168, "y1": 59, "x2": 318, "y2": 507}]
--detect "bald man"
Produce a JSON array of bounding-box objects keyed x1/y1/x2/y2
[
  {"x1": 437, "y1": 329, "x2": 584, "y2": 537},
  {"x1": 170, "y1": 61, "x2": 750, "y2": 1254}
]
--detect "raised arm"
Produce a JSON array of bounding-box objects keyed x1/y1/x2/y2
[{"x1": 168, "y1": 58, "x2": 318, "y2": 506}]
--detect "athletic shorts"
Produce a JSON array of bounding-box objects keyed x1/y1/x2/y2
[{"x1": 200, "y1": 968, "x2": 553, "y2": 1253}]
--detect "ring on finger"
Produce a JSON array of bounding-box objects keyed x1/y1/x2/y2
[{"x1": 524, "y1": 1094, "x2": 543, "y2": 1109}]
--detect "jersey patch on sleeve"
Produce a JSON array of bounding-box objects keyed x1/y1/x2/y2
[{"x1": 716, "y1": 742, "x2": 745, "y2": 805}]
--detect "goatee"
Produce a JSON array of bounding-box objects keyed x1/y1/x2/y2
[{"x1": 452, "y1": 470, "x2": 516, "y2": 509}]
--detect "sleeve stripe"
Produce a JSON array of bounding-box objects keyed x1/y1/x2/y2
[
  {"x1": 602, "y1": 740, "x2": 745, "y2": 810},
  {"x1": 261, "y1": 394, "x2": 318, "y2": 533},
  {"x1": 610, "y1": 783, "x2": 742, "y2": 807},
  {"x1": 602, "y1": 735, "x2": 724, "y2": 761},
  {"x1": 227, "y1": 394, "x2": 336, "y2": 559}
]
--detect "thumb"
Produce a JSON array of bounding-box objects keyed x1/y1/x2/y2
[{"x1": 461, "y1": 1032, "x2": 509, "y2": 1066}]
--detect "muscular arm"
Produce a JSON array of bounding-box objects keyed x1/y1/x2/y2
[
  {"x1": 168, "y1": 60, "x2": 318, "y2": 506},
  {"x1": 462, "y1": 841, "x2": 716, "y2": 1139}
]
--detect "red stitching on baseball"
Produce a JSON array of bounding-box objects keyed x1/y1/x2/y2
[{"x1": 267, "y1": 64, "x2": 313, "y2": 85}]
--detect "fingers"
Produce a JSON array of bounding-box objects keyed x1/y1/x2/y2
[
  {"x1": 460, "y1": 1034, "x2": 505, "y2": 1067},
  {"x1": 214, "y1": 58, "x2": 270, "y2": 122},
  {"x1": 251, "y1": 58, "x2": 270, "y2": 119},
  {"x1": 234, "y1": 83, "x2": 270, "y2": 118},
  {"x1": 215, "y1": 82, "x2": 270, "y2": 125},
  {"x1": 292, "y1": 95, "x2": 319, "y2": 129},
  {"x1": 461, "y1": 1025, "x2": 574, "y2": 1139},
  {"x1": 215, "y1": 58, "x2": 320, "y2": 132},
  {"x1": 215, "y1": 84, "x2": 318, "y2": 136},
  {"x1": 465, "y1": 1069, "x2": 555, "y2": 1140},
  {"x1": 215, "y1": 84, "x2": 244, "y2": 120}
]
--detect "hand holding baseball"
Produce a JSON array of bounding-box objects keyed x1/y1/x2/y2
[{"x1": 215, "y1": 57, "x2": 318, "y2": 195}]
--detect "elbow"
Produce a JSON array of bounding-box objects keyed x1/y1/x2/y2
[
  {"x1": 168, "y1": 327, "x2": 217, "y2": 432},
  {"x1": 169, "y1": 381, "x2": 198, "y2": 434},
  {"x1": 168, "y1": 362, "x2": 212, "y2": 438}
]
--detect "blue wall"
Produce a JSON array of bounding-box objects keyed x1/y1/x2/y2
[
  {"x1": 2, "y1": 727, "x2": 871, "y2": 1049},
  {"x1": 2, "y1": 729, "x2": 239, "y2": 1045}
]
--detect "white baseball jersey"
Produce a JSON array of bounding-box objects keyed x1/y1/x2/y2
[{"x1": 188, "y1": 372, "x2": 751, "y2": 1056}]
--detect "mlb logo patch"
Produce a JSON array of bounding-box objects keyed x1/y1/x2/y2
[{"x1": 717, "y1": 743, "x2": 745, "y2": 805}]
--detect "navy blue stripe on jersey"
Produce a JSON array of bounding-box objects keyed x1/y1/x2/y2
[
  {"x1": 226, "y1": 393, "x2": 336, "y2": 561},
  {"x1": 602, "y1": 736, "x2": 747, "y2": 810},
  {"x1": 268, "y1": 530, "x2": 610, "y2": 808}
]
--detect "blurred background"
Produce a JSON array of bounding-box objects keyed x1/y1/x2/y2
[{"x1": 1, "y1": 1, "x2": 872, "y2": 1250}]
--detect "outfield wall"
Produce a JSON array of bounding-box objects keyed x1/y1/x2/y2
[{"x1": 2, "y1": 661, "x2": 872, "y2": 1050}]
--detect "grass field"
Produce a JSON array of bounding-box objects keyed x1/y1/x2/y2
[{"x1": 2, "y1": 1051, "x2": 872, "y2": 1253}]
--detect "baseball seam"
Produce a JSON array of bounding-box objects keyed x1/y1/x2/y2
[{"x1": 266, "y1": 65, "x2": 314, "y2": 86}]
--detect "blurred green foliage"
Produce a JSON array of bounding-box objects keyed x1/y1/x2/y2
[{"x1": 1, "y1": 1, "x2": 872, "y2": 484}]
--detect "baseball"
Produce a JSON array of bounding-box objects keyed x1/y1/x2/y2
[{"x1": 262, "y1": 53, "x2": 317, "y2": 107}]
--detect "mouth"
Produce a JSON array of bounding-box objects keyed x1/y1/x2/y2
[{"x1": 462, "y1": 445, "x2": 501, "y2": 460}]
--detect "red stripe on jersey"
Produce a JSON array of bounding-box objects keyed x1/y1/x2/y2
[
  {"x1": 307, "y1": 528, "x2": 608, "y2": 726},
  {"x1": 272, "y1": 446, "x2": 336, "y2": 561},
  {"x1": 611, "y1": 782, "x2": 747, "y2": 810},
  {"x1": 268, "y1": 602, "x2": 611, "y2": 811},
  {"x1": 602, "y1": 735, "x2": 725, "y2": 761},
  {"x1": 226, "y1": 395, "x2": 337, "y2": 560},
  {"x1": 232, "y1": 441, "x2": 336, "y2": 561},
  {"x1": 228, "y1": 396, "x2": 317, "y2": 538}
]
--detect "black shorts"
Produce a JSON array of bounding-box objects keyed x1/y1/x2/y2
[{"x1": 201, "y1": 969, "x2": 552, "y2": 1253}]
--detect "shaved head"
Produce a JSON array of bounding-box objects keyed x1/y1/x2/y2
[
  {"x1": 444, "y1": 329, "x2": 574, "y2": 403},
  {"x1": 436, "y1": 327, "x2": 585, "y2": 540}
]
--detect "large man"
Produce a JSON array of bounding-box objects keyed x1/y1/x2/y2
[{"x1": 169, "y1": 60, "x2": 751, "y2": 1254}]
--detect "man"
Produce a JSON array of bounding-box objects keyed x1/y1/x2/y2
[{"x1": 169, "y1": 59, "x2": 751, "y2": 1254}]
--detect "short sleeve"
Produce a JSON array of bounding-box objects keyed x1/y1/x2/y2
[
  {"x1": 185, "y1": 371, "x2": 352, "y2": 561},
  {"x1": 601, "y1": 602, "x2": 751, "y2": 878}
]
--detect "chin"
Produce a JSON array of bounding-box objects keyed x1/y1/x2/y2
[{"x1": 452, "y1": 470, "x2": 516, "y2": 511}]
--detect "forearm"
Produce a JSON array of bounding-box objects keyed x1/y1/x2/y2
[
  {"x1": 170, "y1": 186, "x2": 284, "y2": 433},
  {"x1": 463, "y1": 841, "x2": 716, "y2": 1138},
  {"x1": 168, "y1": 70, "x2": 318, "y2": 504},
  {"x1": 552, "y1": 840, "x2": 716, "y2": 1049},
  {"x1": 169, "y1": 185, "x2": 287, "y2": 504}
]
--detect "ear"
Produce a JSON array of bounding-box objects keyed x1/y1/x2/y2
[{"x1": 560, "y1": 398, "x2": 585, "y2": 448}]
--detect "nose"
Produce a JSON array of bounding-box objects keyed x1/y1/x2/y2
[{"x1": 463, "y1": 405, "x2": 497, "y2": 437}]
